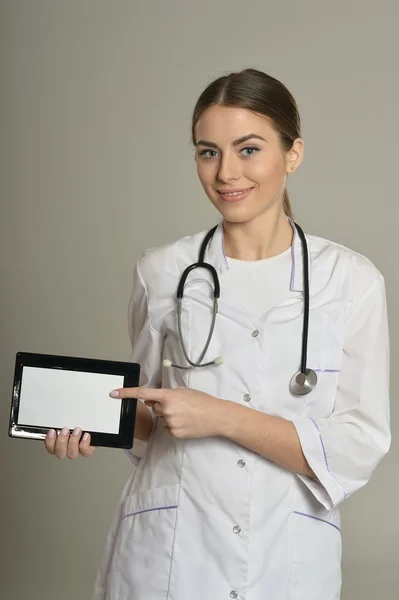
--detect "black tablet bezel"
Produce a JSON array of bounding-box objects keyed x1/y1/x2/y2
[{"x1": 8, "y1": 352, "x2": 140, "y2": 449}]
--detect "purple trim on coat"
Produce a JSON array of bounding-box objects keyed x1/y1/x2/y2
[
  {"x1": 220, "y1": 224, "x2": 229, "y2": 269},
  {"x1": 290, "y1": 231, "x2": 296, "y2": 289},
  {"x1": 293, "y1": 510, "x2": 340, "y2": 532},
  {"x1": 123, "y1": 504, "x2": 178, "y2": 519},
  {"x1": 313, "y1": 368, "x2": 341, "y2": 373},
  {"x1": 286, "y1": 216, "x2": 296, "y2": 289},
  {"x1": 310, "y1": 418, "x2": 348, "y2": 500},
  {"x1": 291, "y1": 244, "x2": 295, "y2": 288}
]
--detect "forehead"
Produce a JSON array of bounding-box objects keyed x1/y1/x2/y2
[{"x1": 195, "y1": 105, "x2": 277, "y2": 143}]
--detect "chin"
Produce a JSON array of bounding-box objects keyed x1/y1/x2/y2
[
  {"x1": 222, "y1": 213, "x2": 253, "y2": 224},
  {"x1": 216, "y1": 208, "x2": 259, "y2": 226},
  {"x1": 220, "y1": 196, "x2": 284, "y2": 223},
  {"x1": 214, "y1": 202, "x2": 263, "y2": 223}
]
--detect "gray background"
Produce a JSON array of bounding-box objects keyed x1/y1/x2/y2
[{"x1": 1, "y1": 1, "x2": 397, "y2": 598}]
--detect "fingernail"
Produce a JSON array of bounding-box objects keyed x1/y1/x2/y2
[
  {"x1": 110, "y1": 390, "x2": 119, "y2": 398},
  {"x1": 48, "y1": 429, "x2": 55, "y2": 439},
  {"x1": 82, "y1": 433, "x2": 89, "y2": 441},
  {"x1": 60, "y1": 427, "x2": 69, "y2": 436},
  {"x1": 72, "y1": 427, "x2": 81, "y2": 436}
]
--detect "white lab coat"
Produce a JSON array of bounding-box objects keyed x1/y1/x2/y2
[{"x1": 93, "y1": 223, "x2": 390, "y2": 600}]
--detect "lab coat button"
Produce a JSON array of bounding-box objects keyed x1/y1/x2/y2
[
  {"x1": 243, "y1": 393, "x2": 251, "y2": 402},
  {"x1": 252, "y1": 329, "x2": 260, "y2": 337},
  {"x1": 237, "y1": 459, "x2": 246, "y2": 468},
  {"x1": 233, "y1": 525, "x2": 241, "y2": 534},
  {"x1": 230, "y1": 591, "x2": 238, "y2": 598}
]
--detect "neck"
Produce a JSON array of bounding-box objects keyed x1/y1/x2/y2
[{"x1": 223, "y1": 210, "x2": 293, "y2": 261}]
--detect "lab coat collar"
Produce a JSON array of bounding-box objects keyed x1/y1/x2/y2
[{"x1": 203, "y1": 218, "x2": 311, "y2": 293}]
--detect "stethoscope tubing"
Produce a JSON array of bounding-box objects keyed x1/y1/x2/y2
[{"x1": 164, "y1": 222, "x2": 317, "y2": 395}]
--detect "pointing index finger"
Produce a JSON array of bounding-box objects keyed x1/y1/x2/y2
[{"x1": 109, "y1": 387, "x2": 167, "y2": 402}]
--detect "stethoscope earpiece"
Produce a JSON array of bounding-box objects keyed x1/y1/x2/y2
[{"x1": 163, "y1": 356, "x2": 224, "y2": 369}]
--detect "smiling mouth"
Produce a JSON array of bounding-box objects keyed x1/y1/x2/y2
[{"x1": 217, "y1": 187, "x2": 255, "y2": 202}]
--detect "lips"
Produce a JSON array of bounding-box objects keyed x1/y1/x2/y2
[
  {"x1": 217, "y1": 187, "x2": 255, "y2": 203},
  {"x1": 218, "y1": 187, "x2": 253, "y2": 194}
]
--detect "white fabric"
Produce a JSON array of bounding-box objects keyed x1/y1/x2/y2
[
  {"x1": 93, "y1": 222, "x2": 390, "y2": 600},
  {"x1": 224, "y1": 248, "x2": 292, "y2": 317}
]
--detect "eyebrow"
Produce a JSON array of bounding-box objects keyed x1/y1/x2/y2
[{"x1": 195, "y1": 133, "x2": 267, "y2": 148}]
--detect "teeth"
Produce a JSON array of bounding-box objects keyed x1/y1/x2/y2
[{"x1": 223, "y1": 191, "x2": 245, "y2": 196}]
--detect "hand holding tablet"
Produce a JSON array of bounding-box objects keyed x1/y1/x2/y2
[
  {"x1": 44, "y1": 426, "x2": 96, "y2": 459},
  {"x1": 9, "y1": 352, "x2": 141, "y2": 449}
]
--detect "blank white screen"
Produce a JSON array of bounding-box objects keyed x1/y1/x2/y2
[{"x1": 18, "y1": 367, "x2": 124, "y2": 434}]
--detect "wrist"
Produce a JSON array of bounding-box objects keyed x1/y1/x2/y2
[{"x1": 216, "y1": 399, "x2": 241, "y2": 438}]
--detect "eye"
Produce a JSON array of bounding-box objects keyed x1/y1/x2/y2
[
  {"x1": 240, "y1": 146, "x2": 260, "y2": 157},
  {"x1": 199, "y1": 149, "x2": 219, "y2": 159}
]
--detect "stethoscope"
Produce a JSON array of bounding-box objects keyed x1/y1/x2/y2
[{"x1": 163, "y1": 223, "x2": 317, "y2": 396}]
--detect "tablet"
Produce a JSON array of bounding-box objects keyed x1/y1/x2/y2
[{"x1": 8, "y1": 352, "x2": 140, "y2": 449}]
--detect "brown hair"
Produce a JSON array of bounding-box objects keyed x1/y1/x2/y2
[{"x1": 191, "y1": 68, "x2": 301, "y2": 219}]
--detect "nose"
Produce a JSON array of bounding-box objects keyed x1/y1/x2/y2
[{"x1": 217, "y1": 152, "x2": 240, "y2": 182}]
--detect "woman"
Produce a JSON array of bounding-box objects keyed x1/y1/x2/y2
[{"x1": 45, "y1": 68, "x2": 391, "y2": 599}]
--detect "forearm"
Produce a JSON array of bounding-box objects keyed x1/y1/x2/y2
[
  {"x1": 219, "y1": 400, "x2": 315, "y2": 478},
  {"x1": 134, "y1": 400, "x2": 153, "y2": 441}
]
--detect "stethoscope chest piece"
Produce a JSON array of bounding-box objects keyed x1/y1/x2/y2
[{"x1": 289, "y1": 369, "x2": 318, "y2": 396}]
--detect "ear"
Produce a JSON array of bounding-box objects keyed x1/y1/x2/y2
[{"x1": 286, "y1": 138, "x2": 304, "y2": 174}]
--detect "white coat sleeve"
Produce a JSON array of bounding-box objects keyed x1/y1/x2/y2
[
  {"x1": 124, "y1": 259, "x2": 164, "y2": 465},
  {"x1": 292, "y1": 277, "x2": 391, "y2": 510}
]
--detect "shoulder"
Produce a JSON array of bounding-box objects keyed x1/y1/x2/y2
[
  {"x1": 309, "y1": 233, "x2": 383, "y2": 279},
  {"x1": 308, "y1": 233, "x2": 385, "y2": 300},
  {"x1": 136, "y1": 228, "x2": 209, "y2": 289}
]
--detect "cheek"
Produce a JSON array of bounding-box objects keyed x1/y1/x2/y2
[
  {"x1": 197, "y1": 163, "x2": 214, "y2": 188},
  {"x1": 249, "y1": 156, "x2": 286, "y2": 184}
]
